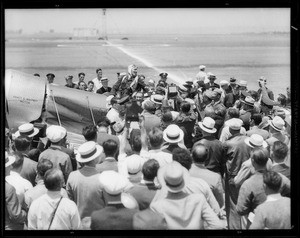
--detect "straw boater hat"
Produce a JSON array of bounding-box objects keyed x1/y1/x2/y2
[
  {"x1": 199, "y1": 117, "x2": 217, "y2": 134},
  {"x1": 98, "y1": 170, "x2": 129, "y2": 195},
  {"x1": 163, "y1": 124, "x2": 184, "y2": 144},
  {"x1": 46, "y1": 125, "x2": 67, "y2": 143},
  {"x1": 269, "y1": 116, "x2": 285, "y2": 132},
  {"x1": 241, "y1": 96, "x2": 255, "y2": 107},
  {"x1": 5, "y1": 152, "x2": 16, "y2": 168},
  {"x1": 150, "y1": 94, "x2": 164, "y2": 105},
  {"x1": 164, "y1": 161, "x2": 186, "y2": 193},
  {"x1": 14, "y1": 123, "x2": 39, "y2": 138},
  {"x1": 76, "y1": 141, "x2": 103, "y2": 163},
  {"x1": 244, "y1": 134, "x2": 268, "y2": 148}
]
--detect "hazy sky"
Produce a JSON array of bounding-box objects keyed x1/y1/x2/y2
[{"x1": 5, "y1": 8, "x2": 290, "y2": 34}]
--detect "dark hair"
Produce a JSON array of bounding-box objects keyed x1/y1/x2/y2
[
  {"x1": 34, "y1": 73, "x2": 40, "y2": 77},
  {"x1": 251, "y1": 113, "x2": 262, "y2": 126},
  {"x1": 248, "y1": 90, "x2": 258, "y2": 101},
  {"x1": 82, "y1": 125, "x2": 97, "y2": 141},
  {"x1": 192, "y1": 143, "x2": 208, "y2": 163},
  {"x1": 130, "y1": 129, "x2": 142, "y2": 152},
  {"x1": 78, "y1": 72, "x2": 85, "y2": 77},
  {"x1": 161, "y1": 112, "x2": 173, "y2": 123},
  {"x1": 227, "y1": 107, "x2": 240, "y2": 119},
  {"x1": 180, "y1": 101, "x2": 191, "y2": 113},
  {"x1": 37, "y1": 159, "x2": 53, "y2": 177},
  {"x1": 96, "y1": 68, "x2": 102, "y2": 73},
  {"x1": 277, "y1": 94, "x2": 287, "y2": 106},
  {"x1": 110, "y1": 97, "x2": 118, "y2": 106},
  {"x1": 97, "y1": 119, "x2": 110, "y2": 128},
  {"x1": 103, "y1": 139, "x2": 118, "y2": 157},
  {"x1": 14, "y1": 136, "x2": 31, "y2": 151},
  {"x1": 87, "y1": 80, "x2": 94, "y2": 85},
  {"x1": 251, "y1": 147, "x2": 269, "y2": 166},
  {"x1": 272, "y1": 141, "x2": 288, "y2": 161},
  {"x1": 172, "y1": 148, "x2": 192, "y2": 170},
  {"x1": 263, "y1": 171, "x2": 282, "y2": 192},
  {"x1": 142, "y1": 159, "x2": 160, "y2": 181},
  {"x1": 148, "y1": 127, "x2": 164, "y2": 148},
  {"x1": 44, "y1": 168, "x2": 64, "y2": 191}
]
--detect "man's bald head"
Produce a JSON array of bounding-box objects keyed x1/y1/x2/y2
[{"x1": 192, "y1": 143, "x2": 208, "y2": 163}]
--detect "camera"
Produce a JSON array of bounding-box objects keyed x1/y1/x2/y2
[
  {"x1": 168, "y1": 84, "x2": 178, "y2": 98},
  {"x1": 125, "y1": 100, "x2": 143, "y2": 126}
]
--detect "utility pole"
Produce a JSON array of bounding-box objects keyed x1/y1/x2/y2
[{"x1": 102, "y1": 9, "x2": 108, "y2": 40}]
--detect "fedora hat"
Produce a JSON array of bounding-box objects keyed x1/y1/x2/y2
[
  {"x1": 99, "y1": 170, "x2": 130, "y2": 195},
  {"x1": 76, "y1": 141, "x2": 103, "y2": 163},
  {"x1": 5, "y1": 152, "x2": 15, "y2": 168},
  {"x1": 164, "y1": 161, "x2": 186, "y2": 193},
  {"x1": 207, "y1": 72, "x2": 216, "y2": 79},
  {"x1": 245, "y1": 134, "x2": 268, "y2": 148},
  {"x1": 14, "y1": 123, "x2": 39, "y2": 138},
  {"x1": 269, "y1": 116, "x2": 285, "y2": 132},
  {"x1": 163, "y1": 124, "x2": 184, "y2": 144},
  {"x1": 241, "y1": 96, "x2": 255, "y2": 107},
  {"x1": 150, "y1": 94, "x2": 164, "y2": 104},
  {"x1": 199, "y1": 117, "x2": 217, "y2": 134},
  {"x1": 46, "y1": 125, "x2": 67, "y2": 143}
]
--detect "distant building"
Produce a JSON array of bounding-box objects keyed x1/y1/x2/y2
[{"x1": 73, "y1": 28, "x2": 99, "y2": 38}]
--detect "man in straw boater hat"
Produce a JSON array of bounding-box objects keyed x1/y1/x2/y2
[
  {"x1": 194, "y1": 117, "x2": 225, "y2": 177},
  {"x1": 223, "y1": 118, "x2": 252, "y2": 230},
  {"x1": 150, "y1": 161, "x2": 223, "y2": 229},
  {"x1": 66, "y1": 141, "x2": 105, "y2": 220},
  {"x1": 161, "y1": 124, "x2": 186, "y2": 154},
  {"x1": 90, "y1": 171, "x2": 138, "y2": 230},
  {"x1": 205, "y1": 72, "x2": 220, "y2": 91},
  {"x1": 234, "y1": 134, "x2": 272, "y2": 188},
  {"x1": 38, "y1": 125, "x2": 73, "y2": 182},
  {"x1": 266, "y1": 116, "x2": 289, "y2": 147},
  {"x1": 5, "y1": 152, "x2": 27, "y2": 230},
  {"x1": 239, "y1": 96, "x2": 256, "y2": 131}
]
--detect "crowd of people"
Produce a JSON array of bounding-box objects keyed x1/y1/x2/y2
[{"x1": 5, "y1": 64, "x2": 291, "y2": 230}]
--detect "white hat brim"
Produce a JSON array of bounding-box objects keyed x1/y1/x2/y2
[
  {"x1": 199, "y1": 122, "x2": 217, "y2": 134},
  {"x1": 163, "y1": 129, "x2": 184, "y2": 144},
  {"x1": 76, "y1": 145, "x2": 103, "y2": 163},
  {"x1": 268, "y1": 120, "x2": 284, "y2": 132},
  {"x1": 14, "y1": 127, "x2": 39, "y2": 138},
  {"x1": 5, "y1": 156, "x2": 16, "y2": 167},
  {"x1": 244, "y1": 137, "x2": 268, "y2": 148},
  {"x1": 150, "y1": 96, "x2": 162, "y2": 105}
]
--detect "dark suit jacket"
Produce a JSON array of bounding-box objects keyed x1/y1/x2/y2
[
  {"x1": 20, "y1": 156, "x2": 37, "y2": 186},
  {"x1": 128, "y1": 182, "x2": 159, "y2": 210},
  {"x1": 91, "y1": 203, "x2": 138, "y2": 230}
]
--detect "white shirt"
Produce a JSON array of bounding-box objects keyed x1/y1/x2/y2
[
  {"x1": 28, "y1": 191, "x2": 81, "y2": 230},
  {"x1": 6, "y1": 171, "x2": 33, "y2": 205},
  {"x1": 106, "y1": 108, "x2": 120, "y2": 124},
  {"x1": 92, "y1": 77, "x2": 103, "y2": 93},
  {"x1": 139, "y1": 149, "x2": 173, "y2": 168},
  {"x1": 195, "y1": 71, "x2": 209, "y2": 84}
]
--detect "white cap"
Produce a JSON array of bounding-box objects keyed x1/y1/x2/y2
[
  {"x1": 99, "y1": 171, "x2": 130, "y2": 195},
  {"x1": 46, "y1": 125, "x2": 67, "y2": 143}
]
